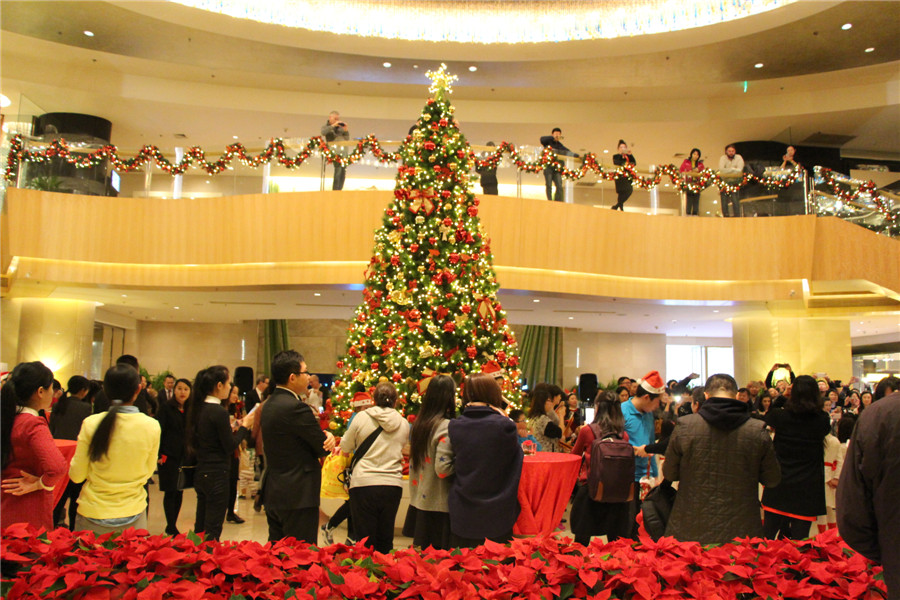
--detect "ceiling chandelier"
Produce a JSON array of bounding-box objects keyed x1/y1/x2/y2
[{"x1": 171, "y1": 0, "x2": 795, "y2": 44}]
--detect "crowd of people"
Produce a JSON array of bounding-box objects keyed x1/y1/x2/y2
[{"x1": 1, "y1": 353, "x2": 897, "y2": 596}]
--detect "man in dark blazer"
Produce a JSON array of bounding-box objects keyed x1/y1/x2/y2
[
  {"x1": 245, "y1": 374, "x2": 269, "y2": 414},
  {"x1": 260, "y1": 350, "x2": 335, "y2": 543}
]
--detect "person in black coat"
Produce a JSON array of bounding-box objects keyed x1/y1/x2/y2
[
  {"x1": 436, "y1": 373, "x2": 523, "y2": 548},
  {"x1": 539, "y1": 128, "x2": 579, "y2": 202},
  {"x1": 49, "y1": 376, "x2": 93, "y2": 529},
  {"x1": 185, "y1": 366, "x2": 250, "y2": 541},
  {"x1": 611, "y1": 140, "x2": 636, "y2": 211},
  {"x1": 761, "y1": 375, "x2": 830, "y2": 540},
  {"x1": 157, "y1": 378, "x2": 191, "y2": 535},
  {"x1": 477, "y1": 141, "x2": 499, "y2": 196},
  {"x1": 260, "y1": 350, "x2": 335, "y2": 543}
]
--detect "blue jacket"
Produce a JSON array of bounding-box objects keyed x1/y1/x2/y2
[{"x1": 623, "y1": 399, "x2": 658, "y2": 481}]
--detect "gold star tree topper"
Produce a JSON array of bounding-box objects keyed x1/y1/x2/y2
[{"x1": 426, "y1": 63, "x2": 458, "y2": 101}]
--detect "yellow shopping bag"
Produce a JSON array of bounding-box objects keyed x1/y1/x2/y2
[{"x1": 320, "y1": 453, "x2": 351, "y2": 500}]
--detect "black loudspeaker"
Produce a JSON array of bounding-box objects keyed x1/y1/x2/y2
[
  {"x1": 578, "y1": 373, "x2": 598, "y2": 403},
  {"x1": 233, "y1": 366, "x2": 254, "y2": 396}
]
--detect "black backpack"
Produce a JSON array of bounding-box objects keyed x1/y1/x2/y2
[{"x1": 587, "y1": 424, "x2": 636, "y2": 503}]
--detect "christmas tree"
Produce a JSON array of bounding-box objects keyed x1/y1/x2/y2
[{"x1": 328, "y1": 65, "x2": 522, "y2": 434}]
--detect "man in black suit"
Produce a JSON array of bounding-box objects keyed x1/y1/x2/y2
[
  {"x1": 260, "y1": 350, "x2": 335, "y2": 543},
  {"x1": 93, "y1": 354, "x2": 150, "y2": 415},
  {"x1": 245, "y1": 374, "x2": 269, "y2": 414}
]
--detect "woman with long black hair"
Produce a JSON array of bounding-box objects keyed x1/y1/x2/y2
[
  {"x1": 68, "y1": 364, "x2": 160, "y2": 534},
  {"x1": 1, "y1": 361, "x2": 68, "y2": 530},
  {"x1": 49, "y1": 375, "x2": 93, "y2": 529},
  {"x1": 408, "y1": 374, "x2": 456, "y2": 550},
  {"x1": 185, "y1": 366, "x2": 249, "y2": 541},
  {"x1": 157, "y1": 377, "x2": 191, "y2": 535},
  {"x1": 761, "y1": 374, "x2": 831, "y2": 539},
  {"x1": 569, "y1": 390, "x2": 632, "y2": 545}
]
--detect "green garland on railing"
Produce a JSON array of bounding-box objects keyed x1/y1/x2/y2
[{"x1": 3, "y1": 134, "x2": 895, "y2": 222}]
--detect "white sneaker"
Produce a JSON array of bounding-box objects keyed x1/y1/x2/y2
[{"x1": 320, "y1": 523, "x2": 335, "y2": 545}]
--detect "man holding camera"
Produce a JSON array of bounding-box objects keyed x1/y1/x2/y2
[{"x1": 321, "y1": 111, "x2": 350, "y2": 190}]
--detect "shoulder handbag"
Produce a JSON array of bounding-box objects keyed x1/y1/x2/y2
[
  {"x1": 176, "y1": 464, "x2": 195, "y2": 490},
  {"x1": 337, "y1": 425, "x2": 383, "y2": 491}
]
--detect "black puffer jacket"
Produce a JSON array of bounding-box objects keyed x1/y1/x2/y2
[{"x1": 663, "y1": 397, "x2": 781, "y2": 544}]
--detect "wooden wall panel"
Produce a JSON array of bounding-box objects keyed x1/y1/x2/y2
[{"x1": 5, "y1": 188, "x2": 898, "y2": 303}]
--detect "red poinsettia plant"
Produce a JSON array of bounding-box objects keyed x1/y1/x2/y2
[{"x1": 1, "y1": 524, "x2": 885, "y2": 599}]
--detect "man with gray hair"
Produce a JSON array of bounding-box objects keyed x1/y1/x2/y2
[
  {"x1": 663, "y1": 373, "x2": 781, "y2": 544},
  {"x1": 321, "y1": 111, "x2": 350, "y2": 190}
]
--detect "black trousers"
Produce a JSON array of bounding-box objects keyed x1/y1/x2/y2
[
  {"x1": 53, "y1": 480, "x2": 83, "y2": 530},
  {"x1": 763, "y1": 511, "x2": 813, "y2": 540},
  {"x1": 195, "y1": 469, "x2": 229, "y2": 541},
  {"x1": 327, "y1": 500, "x2": 353, "y2": 535},
  {"x1": 332, "y1": 164, "x2": 346, "y2": 191},
  {"x1": 685, "y1": 192, "x2": 700, "y2": 215},
  {"x1": 570, "y1": 482, "x2": 630, "y2": 546},
  {"x1": 267, "y1": 506, "x2": 319, "y2": 544},
  {"x1": 163, "y1": 490, "x2": 183, "y2": 535},
  {"x1": 349, "y1": 485, "x2": 402, "y2": 553},
  {"x1": 543, "y1": 167, "x2": 563, "y2": 202},
  {"x1": 613, "y1": 185, "x2": 633, "y2": 210},
  {"x1": 721, "y1": 191, "x2": 740, "y2": 217},
  {"x1": 481, "y1": 184, "x2": 498, "y2": 196}
]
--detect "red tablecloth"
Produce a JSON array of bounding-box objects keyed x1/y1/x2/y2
[
  {"x1": 514, "y1": 453, "x2": 580, "y2": 537},
  {"x1": 51, "y1": 440, "x2": 78, "y2": 508}
]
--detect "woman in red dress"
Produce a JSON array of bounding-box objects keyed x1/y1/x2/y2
[{"x1": 1, "y1": 361, "x2": 68, "y2": 530}]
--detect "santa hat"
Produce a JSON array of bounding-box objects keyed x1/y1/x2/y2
[
  {"x1": 351, "y1": 391, "x2": 374, "y2": 408},
  {"x1": 481, "y1": 361, "x2": 506, "y2": 378},
  {"x1": 638, "y1": 370, "x2": 666, "y2": 395}
]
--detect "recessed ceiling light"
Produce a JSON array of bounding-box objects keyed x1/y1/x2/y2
[
  {"x1": 754, "y1": 63, "x2": 764, "y2": 68},
  {"x1": 468, "y1": 66, "x2": 477, "y2": 72},
  {"x1": 233, "y1": 135, "x2": 239, "y2": 139},
  {"x1": 841, "y1": 23, "x2": 852, "y2": 30},
  {"x1": 174, "y1": 306, "x2": 180, "y2": 310},
  {"x1": 603, "y1": 149, "x2": 609, "y2": 154},
  {"x1": 314, "y1": 292, "x2": 321, "y2": 297},
  {"x1": 568, "y1": 316, "x2": 574, "y2": 320},
  {"x1": 413, "y1": 64, "x2": 419, "y2": 69},
  {"x1": 83, "y1": 30, "x2": 94, "y2": 37},
  {"x1": 865, "y1": 47, "x2": 875, "y2": 53},
  {"x1": 121, "y1": 294, "x2": 127, "y2": 298},
  {"x1": 0, "y1": 94, "x2": 10, "y2": 108},
  {"x1": 383, "y1": 62, "x2": 392, "y2": 68},
  {"x1": 713, "y1": 310, "x2": 720, "y2": 313},
  {"x1": 533, "y1": 299, "x2": 540, "y2": 303}
]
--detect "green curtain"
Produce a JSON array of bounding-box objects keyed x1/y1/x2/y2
[
  {"x1": 262, "y1": 319, "x2": 290, "y2": 373},
  {"x1": 519, "y1": 325, "x2": 563, "y2": 388}
]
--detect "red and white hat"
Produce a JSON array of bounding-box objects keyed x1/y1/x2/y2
[{"x1": 638, "y1": 370, "x2": 666, "y2": 395}]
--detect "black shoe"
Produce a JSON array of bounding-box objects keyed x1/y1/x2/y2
[
  {"x1": 253, "y1": 494, "x2": 263, "y2": 513},
  {"x1": 226, "y1": 513, "x2": 245, "y2": 524},
  {"x1": 165, "y1": 528, "x2": 180, "y2": 536}
]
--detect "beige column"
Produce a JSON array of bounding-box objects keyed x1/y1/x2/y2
[
  {"x1": 732, "y1": 316, "x2": 852, "y2": 386},
  {"x1": 16, "y1": 298, "x2": 96, "y2": 384}
]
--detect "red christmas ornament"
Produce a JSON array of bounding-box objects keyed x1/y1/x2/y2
[
  {"x1": 439, "y1": 119, "x2": 448, "y2": 127},
  {"x1": 467, "y1": 206, "x2": 478, "y2": 217},
  {"x1": 410, "y1": 243, "x2": 419, "y2": 253},
  {"x1": 391, "y1": 254, "x2": 400, "y2": 266},
  {"x1": 381, "y1": 307, "x2": 391, "y2": 316},
  {"x1": 371, "y1": 362, "x2": 379, "y2": 371},
  {"x1": 443, "y1": 322, "x2": 456, "y2": 332},
  {"x1": 424, "y1": 141, "x2": 436, "y2": 151},
  {"x1": 466, "y1": 346, "x2": 477, "y2": 359},
  {"x1": 461, "y1": 304, "x2": 472, "y2": 314},
  {"x1": 441, "y1": 190, "x2": 451, "y2": 198},
  {"x1": 392, "y1": 372, "x2": 402, "y2": 382},
  {"x1": 336, "y1": 360, "x2": 344, "y2": 369},
  {"x1": 449, "y1": 253, "x2": 460, "y2": 264}
]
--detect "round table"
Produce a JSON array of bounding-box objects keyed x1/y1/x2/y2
[{"x1": 514, "y1": 453, "x2": 580, "y2": 537}]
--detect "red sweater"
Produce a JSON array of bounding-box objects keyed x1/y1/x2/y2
[{"x1": 1, "y1": 413, "x2": 68, "y2": 530}]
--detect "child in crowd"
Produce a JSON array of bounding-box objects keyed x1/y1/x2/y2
[
  {"x1": 817, "y1": 430, "x2": 842, "y2": 533},
  {"x1": 509, "y1": 409, "x2": 542, "y2": 452}
]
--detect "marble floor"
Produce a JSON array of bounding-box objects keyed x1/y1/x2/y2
[{"x1": 146, "y1": 481, "x2": 579, "y2": 548}]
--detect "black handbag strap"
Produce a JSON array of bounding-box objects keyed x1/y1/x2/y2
[{"x1": 349, "y1": 424, "x2": 383, "y2": 474}]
